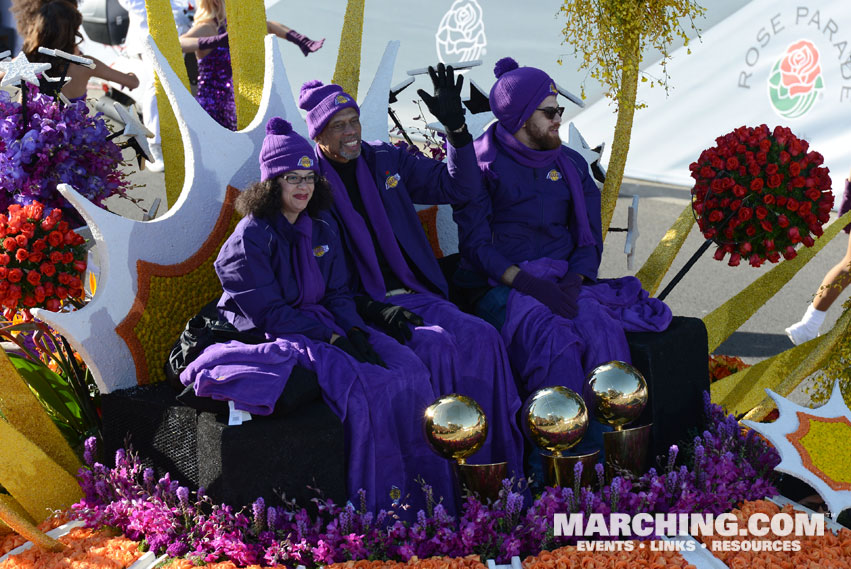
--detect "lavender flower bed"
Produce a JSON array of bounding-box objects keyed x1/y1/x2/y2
[{"x1": 72, "y1": 394, "x2": 779, "y2": 567}]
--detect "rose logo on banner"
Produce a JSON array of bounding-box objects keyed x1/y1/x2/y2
[
  {"x1": 435, "y1": 0, "x2": 486, "y2": 67},
  {"x1": 768, "y1": 39, "x2": 824, "y2": 119}
]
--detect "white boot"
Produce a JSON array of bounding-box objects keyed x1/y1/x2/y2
[
  {"x1": 147, "y1": 143, "x2": 164, "y2": 172},
  {"x1": 785, "y1": 305, "x2": 826, "y2": 345}
]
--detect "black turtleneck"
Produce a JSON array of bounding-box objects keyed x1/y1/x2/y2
[{"x1": 329, "y1": 157, "x2": 437, "y2": 294}]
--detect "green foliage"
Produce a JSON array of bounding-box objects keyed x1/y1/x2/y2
[{"x1": 559, "y1": 0, "x2": 706, "y2": 106}]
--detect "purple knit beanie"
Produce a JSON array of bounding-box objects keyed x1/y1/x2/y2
[
  {"x1": 489, "y1": 57, "x2": 558, "y2": 133},
  {"x1": 259, "y1": 118, "x2": 318, "y2": 182},
  {"x1": 298, "y1": 79, "x2": 360, "y2": 139}
]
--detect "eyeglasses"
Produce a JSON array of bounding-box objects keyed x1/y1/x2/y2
[
  {"x1": 536, "y1": 106, "x2": 565, "y2": 120},
  {"x1": 327, "y1": 117, "x2": 361, "y2": 133},
  {"x1": 282, "y1": 173, "x2": 317, "y2": 185}
]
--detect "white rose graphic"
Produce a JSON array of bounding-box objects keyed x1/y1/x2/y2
[{"x1": 436, "y1": 0, "x2": 486, "y2": 65}]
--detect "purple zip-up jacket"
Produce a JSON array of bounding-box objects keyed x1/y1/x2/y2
[
  {"x1": 215, "y1": 211, "x2": 365, "y2": 341},
  {"x1": 455, "y1": 145, "x2": 603, "y2": 283},
  {"x1": 321, "y1": 139, "x2": 480, "y2": 298}
]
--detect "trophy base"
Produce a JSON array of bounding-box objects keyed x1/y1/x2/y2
[
  {"x1": 455, "y1": 462, "x2": 508, "y2": 502},
  {"x1": 603, "y1": 423, "x2": 652, "y2": 481},
  {"x1": 542, "y1": 450, "x2": 599, "y2": 489}
]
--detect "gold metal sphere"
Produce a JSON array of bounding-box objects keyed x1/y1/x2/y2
[
  {"x1": 585, "y1": 361, "x2": 648, "y2": 430},
  {"x1": 423, "y1": 394, "x2": 488, "y2": 463},
  {"x1": 522, "y1": 386, "x2": 588, "y2": 456}
]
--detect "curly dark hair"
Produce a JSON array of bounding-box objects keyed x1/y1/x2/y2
[
  {"x1": 235, "y1": 174, "x2": 334, "y2": 220},
  {"x1": 22, "y1": 0, "x2": 82, "y2": 64}
]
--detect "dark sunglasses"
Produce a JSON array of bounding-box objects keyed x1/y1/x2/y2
[{"x1": 536, "y1": 106, "x2": 565, "y2": 120}]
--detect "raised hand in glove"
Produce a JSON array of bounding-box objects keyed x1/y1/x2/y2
[
  {"x1": 513, "y1": 270, "x2": 578, "y2": 319},
  {"x1": 346, "y1": 328, "x2": 386, "y2": 367},
  {"x1": 416, "y1": 62, "x2": 466, "y2": 132},
  {"x1": 355, "y1": 296, "x2": 424, "y2": 344}
]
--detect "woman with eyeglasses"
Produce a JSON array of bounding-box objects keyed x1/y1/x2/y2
[{"x1": 186, "y1": 118, "x2": 454, "y2": 516}]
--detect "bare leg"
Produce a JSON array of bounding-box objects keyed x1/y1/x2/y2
[{"x1": 813, "y1": 231, "x2": 851, "y2": 311}]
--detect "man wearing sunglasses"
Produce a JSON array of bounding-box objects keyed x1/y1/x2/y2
[
  {"x1": 296, "y1": 65, "x2": 525, "y2": 486},
  {"x1": 453, "y1": 58, "x2": 671, "y2": 455}
]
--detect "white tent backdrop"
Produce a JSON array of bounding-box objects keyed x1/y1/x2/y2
[{"x1": 569, "y1": 0, "x2": 851, "y2": 200}]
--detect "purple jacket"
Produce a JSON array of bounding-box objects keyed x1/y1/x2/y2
[
  {"x1": 215, "y1": 211, "x2": 364, "y2": 341},
  {"x1": 321, "y1": 140, "x2": 479, "y2": 298},
  {"x1": 455, "y1": 145, "x2": 603, "y2": 282}
]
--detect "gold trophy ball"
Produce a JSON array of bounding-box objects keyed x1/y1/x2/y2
[
  {"x1": 522, "y1": 386, "x2": 589, "y2": 456},
  {"x1": 424, "y1": 394, "x2": 488, "y2": 464},
  {"x1": 585, "y1": 361, "x2": 648, "y2": 430}
]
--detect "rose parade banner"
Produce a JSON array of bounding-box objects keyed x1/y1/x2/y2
[{"x1": 570, "y1": 0, "x2": 851, "y2": 200}]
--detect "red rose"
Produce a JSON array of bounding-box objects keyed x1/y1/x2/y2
[
  {"x1": 788, "y1": 226, "x2": 801, "y2": 243},
  {"x1": 755, "y1": 206, "x2": 768, "y2": 220},
  {"x1": 766, "y1": 163, "x2": 778, "y2": 175},
  {"x1": 756, "y1": 151, "x2": 767, "y2": 164},
  {"x1": 805, "y1": 188, "x2": 821, "y2": 201},
  {"x1": 40, "y1": 262, "x2": 56, "y2": 277},
  {"x1": 759, "y1": 139, "x2": 771, "y2": 152},
  {"x1": 700, "y1": 166, "x2": 715, "y2": 179},
  {"x1": 749, "y1": 255, "x2": 763, "y2": 267},
  {"x1": 789, "y1": 162, "x2": 802, "y2": 176},
  {"x1": 745, "y1": 225, "x2": 757, "y2": 237},
  {"x1": 7, "y1": 269, "x2": 22, "y2": 283},
  {"x1": 728, "y1": 253, "x2": 742, "y2": 267},
  {"x1": 20, "y1": 223, "x2": 35, "y2": 239},
  {"x1": 762, "y1": 194, "x2": 775, "y2": 205},
  {"x1": 14, "y1": 234, "x2": 27, "y2": 247},
  {"x1": 2, "y1": 237, "x2": 15, "y2": 251},
  {"x1": 732, "y1": 184, "x2": 746, "y2": 197},
  {"x1": 28, "y1": 252, "x2": 43, "y2": 264},
  {"x1": 48, "y1": 231, "x2": 62, "y2": 248},
  {"x1": 43, "y1": 282, "x2": 54, "y2": 296},
  {"x1": 778, "y1": 214, "x2": 790, "y2": 228},
  {"x1": 62, "y1": 252, "x2": 73, "y2": 264},
  {"x1": 767, "y1": 174, "x2": 783, "y2": 188},
  {"x1": 783, "y1": 246, "x2": 797, "y2": 260},
  {"x1": 0, "y1": 254, "x2": 8, "y2": 266},
  {"x1": 763, "y1": 238, "x2": 775, "y2": 250},
  {"x1": 726, "y1": 157, "x2": 739, "y2": 170},
  {"x1": 779, "y1": 151, "x2": 791, "y2": 165},
  {"x1": 730, "y1": 199, "x2": 742, "y2": 211},
  {"x1": 14, "y1": 248, "x2": 27, "y2": 262},
  {"x1": 798, "y1": 201, "x2": 812, "y2": 213},
  {"x1": 710, "y1": 179, "x2": 724, "y2": 193},
  {"x1": 58, "y1": 221, "x2": 69, "y2": 233},
  {"x1": 50, "y1": 251, "x2": 63, "y2": 264},
  {"x1": 45, "y1": 298, "x2": 60, "y2": 311},
  {"x1": 768, "y1": 251, "x2": 781, "y2": 263},
  {"x1": 58, "y1": 273, "x2": 71, "y2": 285},
  {"x1": 26, "y1": 270, "x2": 40, "y2": 286},
  {"x1": 41, "y1": 218, "x2": 55, "y2": 232},
  {"x1": 708, "y1": 210, "x2": 724, "y2": 223},
  {"x1": 740, "y1": 242, "x2": 753, "y2": 254},
  {"x1": 760, "y1": 220, "x2": 774, "y2": 232},
  {"x1": 749, "y1": 163, "x2": 761, "y2": 177},
  {"x1": 22, "y1": 295, "x2": 36, "y2": 308},
  {"x1": 714, "y1": 248, "x2": 726, "y2": 261},
  {"x1": 738, "y1": 207, "x2": 753, "y2": 221},
  {"x1": 802, "y1": 235, "x2": 815, "y2": 247},
  {"x1": 56, "y1": 286, "x2": 68, "y2": 299},
  {"x1": 786, "y1": 198, "x2": 799, "y2": 212},
  {"x1": 72, "y1": 259, "x2": 87, "y2": 273},
  {"x1": 750, "y1": 179, "x2": 764, "y2": 192}
]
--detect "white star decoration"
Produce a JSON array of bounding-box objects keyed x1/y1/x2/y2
[
  {"x1": 743, "y1": 381, "x2": 851, "y2": 518},
  {"x1": 113, "y1": 102, "x2": 154, "y2": 162},
  {"x1": 565, "y1": 122, "x2": 603, "y2": 169},
  {"x1": 0, "y1": 52, "x2": 51, "y2": 88}
]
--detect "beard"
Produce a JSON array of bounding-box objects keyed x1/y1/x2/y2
[{"x1": 526, "y1": 122, "x2": 561, "y2": 150}]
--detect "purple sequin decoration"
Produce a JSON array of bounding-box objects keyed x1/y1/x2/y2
[{"x1": 196, "y1": 27, "x2": 237, "y2": 131}]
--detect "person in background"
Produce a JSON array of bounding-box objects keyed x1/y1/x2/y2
[
  {"x1": 21, "y1": 0, "x2": 140, "y2": 101},
  {"x1": 184, "y1": 117, "x2": 454, "y2": 516},
  {"x1": 785, "y1": 169, "x2": 851, "y2": 345},
  {"x1": 179, "y1": 0, "x2": 323, "y2": 130},
  {"x1": 297, "y1": 65, "x2": 525, "y2": 484}
]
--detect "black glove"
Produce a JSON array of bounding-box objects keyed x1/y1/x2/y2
[
  {"x1": 416, "y1": 62, "x2": 466, "y2": 132},
  {"x1": 347, "y1": 328, "x2": 386, "y2": 367},
  {"x1": 355, "y1": 296, "x2": 424, "y2": 344}
]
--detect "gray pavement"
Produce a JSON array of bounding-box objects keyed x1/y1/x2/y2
[{"x1": 104, "y1": 144, "x2": 850, "y2": 367}]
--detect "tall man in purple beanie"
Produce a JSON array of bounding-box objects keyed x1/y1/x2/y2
[
  {"x1": 297, "y1": 65, "x2": 524, "y2": 482},
  {"x1": 454, "y1": 58, "x2": 671, "y2": 450}
]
